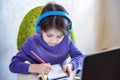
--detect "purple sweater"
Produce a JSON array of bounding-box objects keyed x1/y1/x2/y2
[{"x1": 9, "y1": 34, "x2": 84, "y2": 74}]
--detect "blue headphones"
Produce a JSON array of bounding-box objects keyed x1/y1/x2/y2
[{"x1": 36, "y1": 11, "x2": 72, "y2": 36}]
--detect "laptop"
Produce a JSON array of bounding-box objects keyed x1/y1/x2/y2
[{"x1": 80, "y1": 48, "x2": 120, "y2": 80}]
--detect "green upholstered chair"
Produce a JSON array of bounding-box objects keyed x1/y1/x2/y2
[{"x1": 17, "y1": 6, "x2": 76, "y2": 50}]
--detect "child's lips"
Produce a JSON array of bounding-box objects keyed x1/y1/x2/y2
[{"x1": 48, "y1": 43, "x2": 57, "y2": 46}]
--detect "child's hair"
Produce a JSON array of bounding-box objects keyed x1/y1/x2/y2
[{"x1": 38, "y1": 2, "x2": 70, "y2": 35}]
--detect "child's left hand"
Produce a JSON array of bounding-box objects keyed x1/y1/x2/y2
[{"x1": 63, "y1": 63, "x2": 73, "y2": 77}]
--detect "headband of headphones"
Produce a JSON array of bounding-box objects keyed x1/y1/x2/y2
[{"x1": 36, "y1": 11, "x2": 72, "y2": 36}]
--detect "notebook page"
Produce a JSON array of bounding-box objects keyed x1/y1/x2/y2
[{"x1": 47, "y1": 64, "x2": 68, "y2": 79}]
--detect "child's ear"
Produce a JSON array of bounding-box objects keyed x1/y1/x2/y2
[{"x1": 40, "y1": 28, "x2": 43, "y2": 34}]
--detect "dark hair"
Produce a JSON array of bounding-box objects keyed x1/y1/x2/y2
[{"x1": 39, "y1": 2, "x2": 70, "y2": 35}]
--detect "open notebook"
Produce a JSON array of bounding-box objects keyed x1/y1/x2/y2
[{"x1": 47, "y1": 64, "x2": 68, "y2": 80}]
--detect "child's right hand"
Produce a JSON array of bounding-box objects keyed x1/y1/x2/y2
[{"x1": 29, "y1": 63, "x2": 52, "y2": 74}]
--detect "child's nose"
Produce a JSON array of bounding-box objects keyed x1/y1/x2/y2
[
  {"x1": 53, "y1": 38, "x2": 58, "y2": 43},
  {"x1": 51, "y1": 37, "x2": 58, "y2": 43}
]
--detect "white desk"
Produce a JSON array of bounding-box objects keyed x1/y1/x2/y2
[{"x1": 17, "y1": 70, "x2": 79, "y2": 80}]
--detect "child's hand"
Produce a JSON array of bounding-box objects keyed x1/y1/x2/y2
[
  {"x1": 29, "y1": 63, "x2": 52, "y2": 74},
  {"x1": 63, "y1": 63, "x2": 73, "y2": 77}
]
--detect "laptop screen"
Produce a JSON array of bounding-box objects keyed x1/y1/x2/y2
[{"x1": 81, "y1": 48, "x2": 120, "y2": 80}]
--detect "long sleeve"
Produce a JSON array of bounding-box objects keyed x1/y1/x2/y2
[
  {"x1": 69, "y1": 40, "x2": 84, "y2": 69},
  {"x1": 9, "y1": 39, "x2": 32, "y2": 74},
  {"x1": 9, "y1": 34, "x2": 84, "y2": 74}
]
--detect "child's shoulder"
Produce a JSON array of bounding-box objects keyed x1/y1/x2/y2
[
  {"x1": 66, "y1": 36, "x2": 73, "y2": 42},
  {"x1": 26, "y1": 34, "x2": 38, "y2": 42},
  {"x1": 63, "y1": 36, "x2": 73, "y2": 44}
]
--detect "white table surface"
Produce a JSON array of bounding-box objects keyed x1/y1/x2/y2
[{"x1": 17, "y1": 70, "x2": 77, "y2": 80}]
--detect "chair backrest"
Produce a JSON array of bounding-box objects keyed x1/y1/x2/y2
[{"x1": 17, "y1": 6, "x2": 76, "y2": 50}]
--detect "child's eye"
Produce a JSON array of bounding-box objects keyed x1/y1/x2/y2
[
  {"x1": 57, "y1": 36, "x2": 63, "y2": 38},
  {"x1": 47, "y1": 34, "x2": 52, "y2": 37}
]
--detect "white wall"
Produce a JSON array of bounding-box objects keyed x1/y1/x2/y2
[
  {"x1": 102, "y1": 0, "x2": 120, "y2": 49},
  {"x1": 96, "y1": 0, "x2": 120, "y2": 51},
  {"x1": 75, "y1": 0, "x2": 99, "y2": 54}
]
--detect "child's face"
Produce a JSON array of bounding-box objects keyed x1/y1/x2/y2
[{"x1": 42, "y1": 28, "x2": 65, "y2": 46}]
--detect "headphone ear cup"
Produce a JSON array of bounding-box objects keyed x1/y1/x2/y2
[
  {"x1": 66, "y1": 29, "x2": 71, "y2": 37},
  {"x1": 36, "y1": 25, "x2": 40, "y2": 34}
]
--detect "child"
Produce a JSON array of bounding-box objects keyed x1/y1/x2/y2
[{"x1": 9, "y1": 2, "x2": 84, "y2": 77}]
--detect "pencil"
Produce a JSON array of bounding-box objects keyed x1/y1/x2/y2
[
  {"x1": 30, "y1": 50, "x2": 46, "y2": 63},
  {"x1": 30, "y1": 50, "x2": 47, "y2": 80}
]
